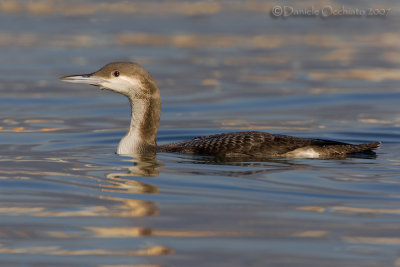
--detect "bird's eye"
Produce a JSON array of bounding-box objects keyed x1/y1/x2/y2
[{"x1": 113, "y1": 71, "x2": 120, "y2": 77}]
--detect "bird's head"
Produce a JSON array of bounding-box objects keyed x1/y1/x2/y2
[{"x1": 60, "y1": 62, "x2": 159, "y2": 98}]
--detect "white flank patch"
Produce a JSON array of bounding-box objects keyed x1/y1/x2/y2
[{"x1": 285, "y1": 147, "x2": 320, "y2": 158}]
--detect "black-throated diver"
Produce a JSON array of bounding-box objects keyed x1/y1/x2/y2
[{"x1": 60, "y1": 62, "x2": 380, "y2": 159}]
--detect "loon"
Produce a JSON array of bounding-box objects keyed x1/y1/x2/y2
[{"x1": 60, "y1": 62, "x2": 380, "y2": 159}]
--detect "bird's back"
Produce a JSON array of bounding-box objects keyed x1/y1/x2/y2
[{"x1": 157, "y1": 131, "x2": 380, "y2": 159}]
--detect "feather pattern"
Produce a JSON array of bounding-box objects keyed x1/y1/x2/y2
[{"x1": 158, "y1": 131, "x2": 380, "y2": 159}]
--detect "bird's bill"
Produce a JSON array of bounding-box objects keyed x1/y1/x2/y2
[{"x1": 59, "y1": 74, "x2": 104, "y2": 86}]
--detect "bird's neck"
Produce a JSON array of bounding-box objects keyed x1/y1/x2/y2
[{"x1": 117, "y1": 92, "x2": 161, "y2": 155}]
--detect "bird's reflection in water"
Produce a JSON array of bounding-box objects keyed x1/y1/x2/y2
[
  {"x1": 102, "y1": 154, "x2": 162, "y2": 194},
  {"x1": 0, "y1": 155, "x2": 175, "y2": 261},
  {"x1": 97, "y1": 154, "x2": 161, "y2": 221},
  {"x1": 90, "y1": 155, "x2": 175, "y2": 258},
  {"x1": 159, "y1": 152, "x2": 309, "y2": 178},
  {"x1": 157, "y1": 150, "x2": 378, "y2": 179}
]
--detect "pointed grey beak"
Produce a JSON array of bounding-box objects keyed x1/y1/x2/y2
[{"x1": 60, "y1": 74, "x2": 105, "y2": 86}]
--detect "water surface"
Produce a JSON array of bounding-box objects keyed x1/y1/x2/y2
[{"x1": 0, "y1": 1, "x2": 400, "y2": 266}]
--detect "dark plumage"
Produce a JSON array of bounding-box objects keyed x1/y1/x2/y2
[{"x1": 158, "y1": 131, "x2": 380, "y2": 159}]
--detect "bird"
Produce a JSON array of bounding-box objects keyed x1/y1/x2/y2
[{"x1": 60, "y1": 62, "x2": 380, "y2": 159}]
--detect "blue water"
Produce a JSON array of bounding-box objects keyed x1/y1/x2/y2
[{"x1": 0, "y1": 1, "x2": 399, "y2": 266}]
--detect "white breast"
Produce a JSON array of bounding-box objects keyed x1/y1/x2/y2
[{"x1": 117, "y1": 131, "x2": 142, "y2": 155}]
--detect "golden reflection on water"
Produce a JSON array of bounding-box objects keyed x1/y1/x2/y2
[
  {"x1": 116, "y1": 33, "x2": 285, "y2": 49},
  {"x1": 0, "y1": 244, "x2": 173, "y2": 256},
  {"x1": 342, "y1": 236, "x2": 400, "y2": 245},
  {"x1": 0, "y1": 118, "x2": 65, "y2": 132},
  {"x1": 320, "y1": 47, "x2": 355, "y2": 64},
  {"x1": 241, "y1": 71, "x2": 294, "y2": 82},
  {"x1": 0, "y1": 31, "x2": 397, "y2": 53},
  {"x1": 292, "y1": 230, "x2": 329, "y2": 238},
  {"x1": 0, "y1": 126, "x2": 62, "y2": 132},
  {"x1": 298, "y1": 205, "x2": 400, "y2": 215},
  {"x1": 0, "y1": 156, "x2": 173, "y2": 259},
  {"x1": 0, "y1": 155, "x2": 161, "y2": 217},
  {"x1": 0, "y1": 0, "x2": 234, "y2": 15},
  {"x1": 224, "y1": 55, "x2": 292, "y2": 65},
  {"x1": 308, "y1": 68, "x2": 400, "y2": 82},
  {"x1": 3, "y1": 1, "x2": 396, "y2": 18},
  {"x1": 85, "y1": 227, "x2": 244, "y2": 238},
  {"x1": 295, "y1": 205, "x2": 400, "y2": 245},
  {"x1": 221, "y1": 119, "x2": 324, "y2": 131},
  {"x1": 0, "y1": 197, "x2": 157, "y2": 217}
]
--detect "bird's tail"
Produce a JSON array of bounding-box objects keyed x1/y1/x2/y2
[
  {"x1": 312, "y1": 141, "x2": 381, "y2": 158},
  {"x1": 348, "y1": 142, "x2": 381, "y2": 153}
]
